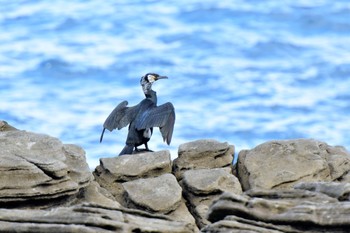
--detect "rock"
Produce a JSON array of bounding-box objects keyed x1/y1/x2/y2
[
  {"x1": 0, "y1": 130, "x2": 92, "y2": 208},
  {"x1": 94, "y1": 151, "x2": 196, "y2": 228},
  {"x1": 181, "y1": 167, "x2": 242, "y2": 228},
  {"x1": 123, "y1": 173, "x2": 197, "y2": 227},
  {"x1": 0, "y1": 120, "x2": 17, "y2": 131},
  {"x1": 0, "y1": 203, "x2": 197, "y2": 233},
  {"x1": 123, "y1": 173, "x2": 182, "y2": 214},
  {"x1": 294, "y1": 182, "x2": 350, "y2": 201},
  {"x1": 78, "y1": 181, "x2": 121, "y2": 208},
  {"x1": 182, "y1": 167, "x2": 242, "y2": 195},
  {"x1": 237, "y1": 139, "x2": 350, "y2": 190},
  {"x1": 93, "y1": 150, "x2": 172, "y2": 205},
  {"x1": 207, "y1": 190, "x2": 350, "y2": 232},
  {"x1": 99, "y1": 150, "x2": 172, "y2": 182},
  {"x1": 173, "y1": 139, "x2": 235, "y2": 180},
  {"x1": 202, "y1": 215, "x2": 297, "y2": 233}
]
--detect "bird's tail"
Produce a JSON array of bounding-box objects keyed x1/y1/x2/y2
[{"x1": 119, "y1": 145, "x2": 134, "y2": 155}]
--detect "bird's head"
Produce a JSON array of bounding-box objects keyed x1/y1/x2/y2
[
  {"x1": 140, "y1": 73, "x2": 168, "y2": 94},
  {"x1": 140, "y1": 73, "x2": 168, "y2": 85}
]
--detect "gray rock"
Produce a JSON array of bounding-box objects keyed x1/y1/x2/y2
[
  {"x1": 207, "y1": 190, "x2": 350, "y2": 232},
  {"x1": 182, "y1": 167, "x2": 242, "y2": 195},
  {"x1": 294, "y1": 181, "x2": 350, "y2": 201},
  {"x1": 202, "y1": 216, "x2": 296, "y2": 233},
  {"x1": 181, "y1": 168, "x2": 242, "y2": 229},
  {"x1": 173, "y1": 139, "x2": 234, "y2": 180},
  {"x1": 78, "y1": 181, "x2": 121, "y2": 208},
  {"x1": 0, "y1": 203, "x2": 197, "y2": 233},
  {"x1": 237, "y1": 139, "x2": 350, "y2": 190},
  {"x1": 0, "y1": 120, "x2": 17, "y2": 131},
  {"x1": 93, "y1": 150, "x2": 172, "y2": 205},
  {"x1": 123, "y1": 173, "x2": 182, "y2": 214},
  {"x1": 99, "y1": 150, "x2": 172, "y2": 182},
  {"x1": 0, "y1": 130, "x2": 91, "y2": 207}
]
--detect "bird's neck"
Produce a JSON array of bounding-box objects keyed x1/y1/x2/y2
[{"x1": 145, "y1": 89, "x2": 157, "y2": 104}]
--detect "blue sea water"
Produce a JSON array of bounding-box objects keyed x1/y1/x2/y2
[{"x1": 1, "y1": 0, "x2": 350, "y2": 168}]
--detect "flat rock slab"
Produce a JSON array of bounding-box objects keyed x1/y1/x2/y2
[
  {"x1": 0, "y1": 203, "x2": 196, "y2": 233},
  {"x1": 123, "y1": 173, "x2": 182, "y2": 214},
  {"x1": 182, "y1": 168, "x2": 242, "y2": 195},
  {"x1": 99, "y1": 150, "x2": 172, "y2": 182},
  {"x1": 237, "y1": 139, "x2": 350, "y2": 190},
  {"x1": 173, "y1": 139, "x2": 234, "y2": 179},
  {"x1": 0, "y1": 130, "x2": 91, "y2": 207}
]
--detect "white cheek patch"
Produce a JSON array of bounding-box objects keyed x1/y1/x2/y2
[{"x1": 148, "y1": 75, "x2": 155, "y2": 83}]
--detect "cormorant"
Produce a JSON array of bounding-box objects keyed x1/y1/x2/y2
[{"x1": 100, "y1": 73, "x2": 175, "y2": 155}]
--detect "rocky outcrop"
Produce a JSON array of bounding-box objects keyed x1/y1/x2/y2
[
  {"x1": 93, "y1": 150, "x2": 197, "y2": 227},
  {"x1": 236, "y1": 139, "x2": 350, "y2": 190},
  {"x1": 0, "y1": 203, "x2": 195, "y2": 233},
  {"x1": 206, "y1": 139, "x2": 350, "y2": 233},
  {"x1": 0, "y1": 129, "x2": 92, "y2": 208},
  {"x1": 1, "y1": 120, "x2": 350, "y2": 232},
  {"x1": 181, "y1": 167, "x2": 242, "y2": 228},
  {"x1": 205, "y1": 189, "x2": 350, "y2": 232}
]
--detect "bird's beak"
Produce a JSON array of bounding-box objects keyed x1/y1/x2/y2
[{"x1": 155, "y1": 75, "x2": 168, "y2": 80}]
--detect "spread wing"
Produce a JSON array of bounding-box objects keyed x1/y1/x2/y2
[
  {"x1": 135, "y1": 102, "x2": 175, "y2": 145},
  {"x1": 100, "y1": 101, "x2": 139, "y2": 142}
]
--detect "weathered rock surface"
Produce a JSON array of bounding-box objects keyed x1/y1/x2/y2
[
  {"x1": 123, "y1": 173, "x2": 182, "y2": 213},
  {"x1": 94, "y1": 150, "x2": 197, "y2": 228},
  {"x1": 0, "y1": 203, "x2": 196, "y2": 233},
  {"x1": 294, "y1": 181, "x2": 350, "y2": 201},
  {"x1": 206, "y1": 190, "x2": 350, "y2": 232},
  {"x1": 181, "y1": 168, "x2": 242, "y2": 228},
  {"x1": 94, "y1": 150, "x2": 171, "y2": 204},
  {"x1": 2, "y1": 121, "x2": 350, "y2": 232},
  {"x1": 173, "y1": 139, "x2": 235, "y2": 180},
  {"x1": 0, "y1": 129, "x2": 92, "y2": 208},
  {"x1": 237, "y1": 139, "x2": 350, "y2": 190}
]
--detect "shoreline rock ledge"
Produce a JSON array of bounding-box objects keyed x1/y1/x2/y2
[{"x1": 1, "y1": 120, "x2": 350, "y2": 232}]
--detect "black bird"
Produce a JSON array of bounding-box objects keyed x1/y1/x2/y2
[{"x1": 100, "y1": 73, "x2": 175, "y2": 155}]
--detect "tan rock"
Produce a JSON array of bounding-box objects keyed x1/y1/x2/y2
[
  {"x1": 237, "y1": 139, "x2": 350, "y2": 190},
  {"x1": 93, "y1": 150, "x2": 172, "y2": 205},
  {"x1": 181, "y1": 168, "x2": 242, "y2": 228},
  {"x1": 0, "y1": 203, "x2": 197, "y2": 233},
  {"x1": 207, "y1": 190, "x2": 349, "y2": 232},
  {"x1": 123, "y1": 173, "x2": 182, "y2": 214},
  {"x1": 173, "y1": 139, "x2": 234, "y2": 180},
  {"x1": 182, "y1": 167, "x2": 242, "y2": 195},
  {"x1": 99, "y1": 150, "x2": 171, "y2": 181},
  {"x1": 294, "y1": 181, "x2": 350, "y2": 201},
  {"x1": 0, "y1": 130, "x2": 91, "y2": 207}
]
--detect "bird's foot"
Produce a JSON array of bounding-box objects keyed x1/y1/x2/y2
[{"x1": 134, "y1": 147, "x2": 153, "y2": 153}]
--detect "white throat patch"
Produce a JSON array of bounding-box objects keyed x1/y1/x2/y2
[{"x1": 143, "y1": 128, "x2": 152, "y2": 138}]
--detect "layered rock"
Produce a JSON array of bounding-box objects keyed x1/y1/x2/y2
[
  {"x1": 181, "y1": 168, "x2": 242, "y2": 228},
  {"x1": 0, "y1": 203, "x2": 196, "y2": 233},
  {"x1": 237, "y1": 139, "x2": 350, "y2": 190},
  {"x1": 206, "y1": 139, "x2": 350, "y2": 233},
  {"x1": 205, "y1": 189, "x2": 350, "y2": 232},
  {"x1": 173, "y1": 139, "x2": 235, "y2": 180},
  {"x1": 2, "y1": 120, "x2": 350, "y2": 232},
  {"x1": 0, "y1": 128, "x2": 92, "y2": 208},
  {"x1": 93, "y1": 150, "x2": 196, "y2": 227}
]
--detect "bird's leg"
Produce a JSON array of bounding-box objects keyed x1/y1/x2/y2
[{"x1": 145, "y1": 142, "x2": 153, "y2": 152}]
